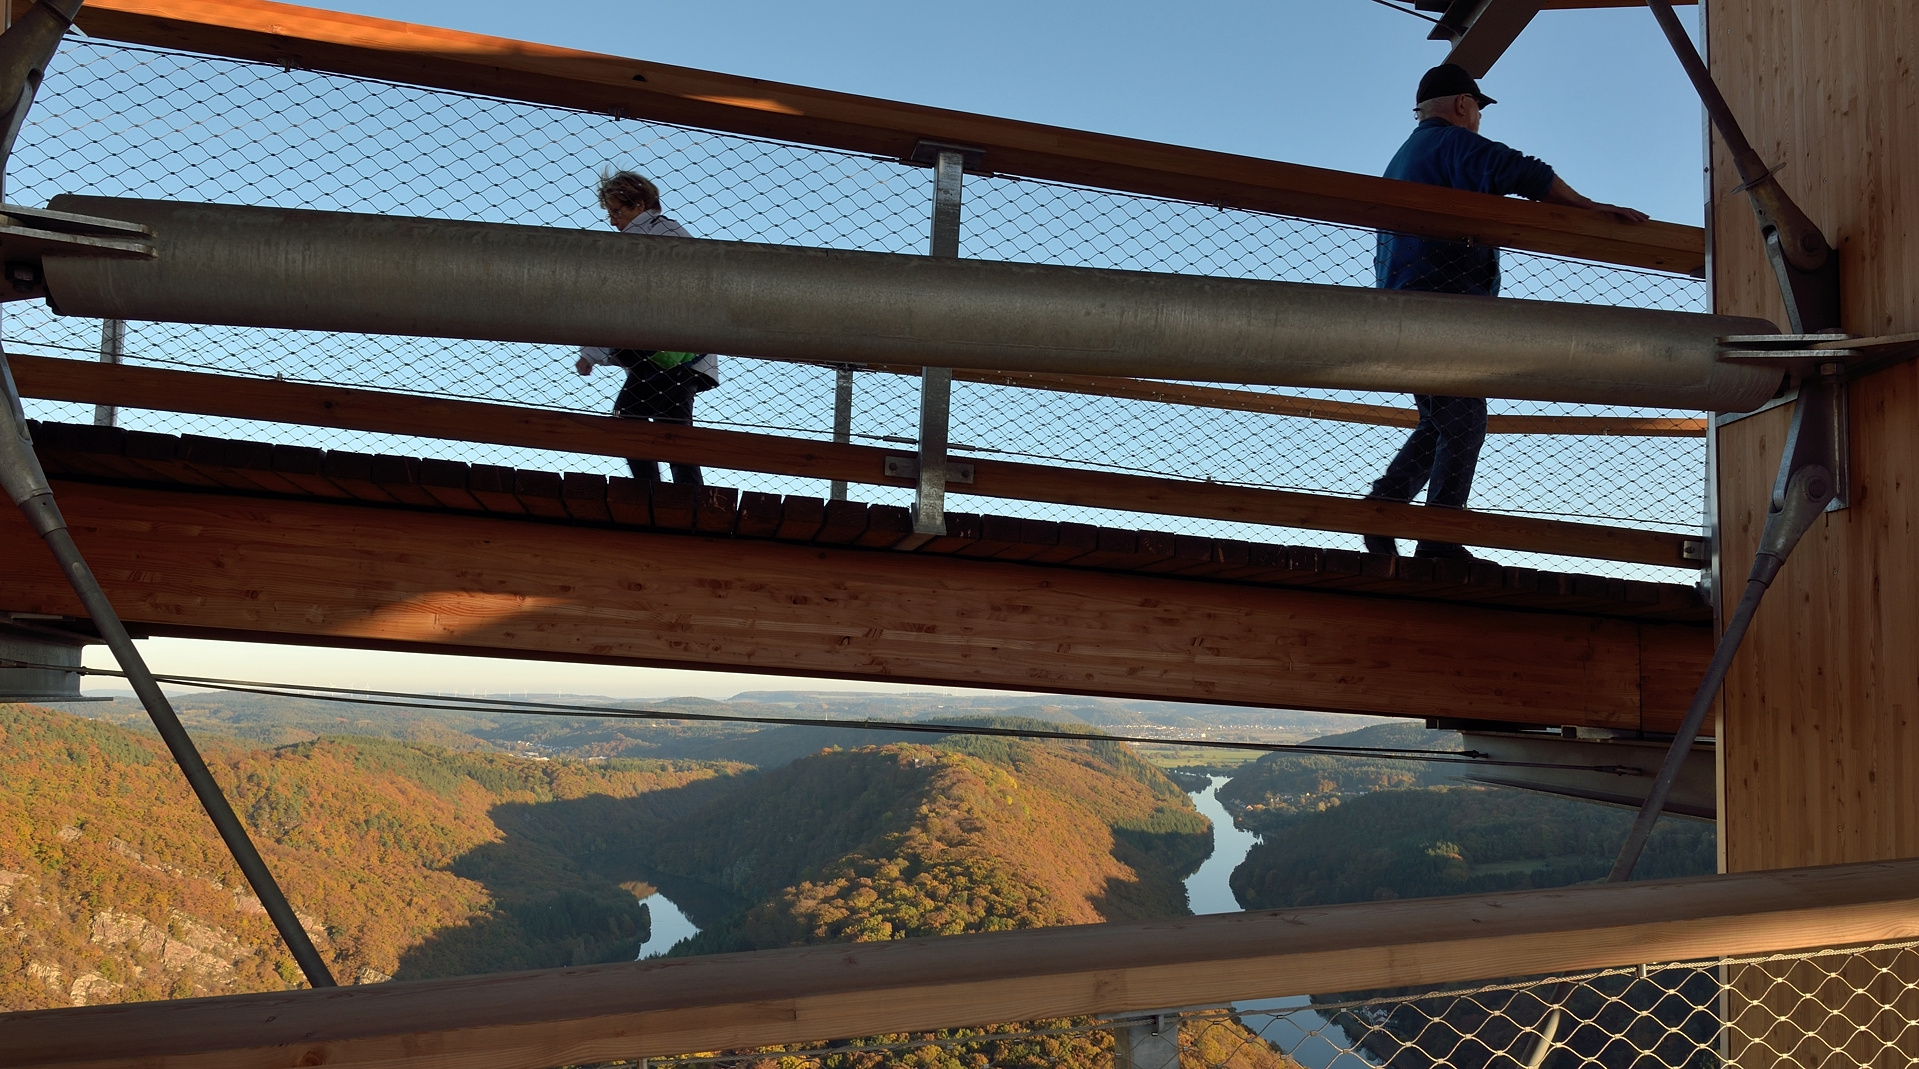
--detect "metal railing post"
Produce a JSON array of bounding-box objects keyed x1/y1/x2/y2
[
  {"x1": 829, "y1": 363, "x2": 853, "y2": 501},
  {"x1": 1114, "y1": 1012, "x2": 1180, "y2": 1069},
  {"x1": 92, "y1": 317, "x2": 122, "y2": 427},
  {"x1": 913, "y1": 148, "x2": 963, "y2": 536}
]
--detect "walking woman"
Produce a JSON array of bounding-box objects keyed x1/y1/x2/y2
[{"x1": 574, "y1": 170, "x2": 720, "y2": 486}]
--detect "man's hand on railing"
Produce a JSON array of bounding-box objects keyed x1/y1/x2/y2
[
  {"x1": 575, "y1": 355, "x2": 595, "y2": 376},
  {"x1": 1542, "y1": 176, "x2": 1650, "y2": 224}
]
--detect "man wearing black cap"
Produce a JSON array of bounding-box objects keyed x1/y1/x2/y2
[{"x1": 1366, "y1": 63, "x2": 1647, "y2": 560}]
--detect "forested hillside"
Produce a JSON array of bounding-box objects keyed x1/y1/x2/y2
[
  {"x1": 0, "y1": 702, "x2": 743, "y2": 1009},
  {"x1": 0, "y1": 706, "x2": 1213, "y2": 994},
  {"x1": 640, "y1": 727, "x2": 1212, "y2": 953},
  {"x1": 1229, "y1": 786, "x2": 1715, "y2": 909},
  {"x1": 1216, "y1": 722, "x2": 1462, "y2": 835}
]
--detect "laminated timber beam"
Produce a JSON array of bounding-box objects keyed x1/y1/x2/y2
[
  {"x1": 0, "y1": 478, "x2": 1709, "y2": 732},
  {"x1": 3, "y1": 857, "x2": 1917, "y2": 1069},
  {"x1": 22, "y1": 0, "x2": 1705, "y2": 273}
]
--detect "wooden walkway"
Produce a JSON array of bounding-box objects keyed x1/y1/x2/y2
[{"x1": 26, "y1": 420, "x2": 1708, "y2": 625}]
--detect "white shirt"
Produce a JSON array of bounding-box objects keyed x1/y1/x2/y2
[{"x1": 577, "y1": 209, "x2": 721, "y2": 384}]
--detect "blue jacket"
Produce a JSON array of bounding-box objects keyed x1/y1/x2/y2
[{"x1": 1374, "y1": 118, "x2": 1556, "y2": 296}]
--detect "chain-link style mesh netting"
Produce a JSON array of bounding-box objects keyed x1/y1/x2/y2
[
  {"x1": 622, "y1": 940, "x2": 1919, "y2": 1069},
  {"x1": 8, "y1": 39, "x2": 1711, "y2": 579}
]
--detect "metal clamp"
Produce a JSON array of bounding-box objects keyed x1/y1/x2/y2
[
  {"x1": 885, "y1": 454, "x2": 974, "y2": 485},
  {"x1": 0, "y1": 202, "x2": 153, "y2": 301}
]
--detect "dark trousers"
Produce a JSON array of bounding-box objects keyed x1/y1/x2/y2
[
  {"x1": 614, "y1": 364, "x2": 705, "y2": 486},
  {"x1": 1370, "y1": 394, "x2": 1487, "y2": 509}
]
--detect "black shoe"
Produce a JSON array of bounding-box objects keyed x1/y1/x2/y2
[
  {"x1": 1363, "y1": 535, "x2": 1397, "y2": 556},
  {"x1": 1413, "y1": 541, "x2": 1477, "y2": 560}
]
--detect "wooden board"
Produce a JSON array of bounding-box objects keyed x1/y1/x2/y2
[
  {"x1": 24, "y1": 0, "x2": 1704, "y2": 273},
  {"x1": 0, "y1": 857, "x2": 1913, "y2": 1069},
  {"x1": 863, "y1": 364, "x2": 1710, "y2": 437},
  {"x1": 0, "y1": 480, "x2": 1709, "y2": 730},
  {"x1": 6, "y1": 355, "x2": 1705, "y2": 568},
  {"x1": 1708, "y1": 0, "x2": 1919, "y2": 873}
]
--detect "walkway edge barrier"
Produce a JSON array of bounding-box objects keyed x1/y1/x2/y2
[
  {"x1": 4, "y1": 857, "x2": 1917, "y2": 1069},
  {"x1": 7, "y1": 354, "x2": 1704, "y2": 567},
  {"x1": 40, "y1": 0, "x2": 1706, "y2": 273}
]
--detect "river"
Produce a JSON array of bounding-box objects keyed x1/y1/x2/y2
[
  {"x1": 634, "y1": 889, "x2": 700, "y2": 959},
  {"x1": 1185, "y1": 776, "x2": 1378, "y2": 1069},
  {"x1": 631, "y1": 775, "x2": 1375, "y2": 1065}
]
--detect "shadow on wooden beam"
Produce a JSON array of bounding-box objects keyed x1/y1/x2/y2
[{"x1": 0, "y1": 479, "x2": 1708, "y2": 728}]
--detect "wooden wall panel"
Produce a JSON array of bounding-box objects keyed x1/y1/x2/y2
[
  {"x1": 0, "y1": 481, "x2": 1708, "y2": 730},
  {"x1": 1710, "y1": 0, "x2": 1919, "y2": 873}
]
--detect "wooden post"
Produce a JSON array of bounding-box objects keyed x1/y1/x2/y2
[{"x1": 1707, "y1": 0, "x2": 1919, "y2": 1062}]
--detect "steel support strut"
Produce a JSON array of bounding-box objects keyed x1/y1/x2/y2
[
  {"x1": 1646, "y1": 0, "x2": 1839, "y2": 334},
  {"x1": 913, "y1": 147, "x2": 964, "y2": 537},
  {"x1": 0, "y1": 2, "x2": 336, "y2": 988},
  {"x1": 1608, "y1": 369, "x2": 1842, "y2": 882}
]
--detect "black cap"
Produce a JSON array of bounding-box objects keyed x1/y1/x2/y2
[{"x1": 1416, "y1": 63, "x2": 1496, "y2": 107}]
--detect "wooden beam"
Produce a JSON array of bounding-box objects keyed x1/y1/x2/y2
[
  {"x1": 31, "y1": 0, "x2": 1704, "y2": 274},
  {"x1": 7, "y1": 356, "x2": 1705, "y2": 567},
  {"x1": 0, "y1": 480, "x2": 1708, "y2": 730},
  {"x1": 863, "y1": 364, "x2": 1709, "y2": 437},
  {"x1": 1540, "y1": 0, "x2": 1694, "y2": 7},
  {"x1": 1444, "y1": 0, "x2": 1547, "y2": 77},
  {"x1": 3, "y1": 858, "x2": 1915, "y2": 1069}
]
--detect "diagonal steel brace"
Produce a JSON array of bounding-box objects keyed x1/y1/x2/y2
[{"x1": 0, "y1": 0, "x2": 336, "y2": 987}]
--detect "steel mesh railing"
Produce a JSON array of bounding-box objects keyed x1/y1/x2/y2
[
  {"x1": 624, "y1": 940, "x2": 1919, "y2": 1069},
  {"x1": 6, "y1": 38, "x2": 1712, "y2": 579}
]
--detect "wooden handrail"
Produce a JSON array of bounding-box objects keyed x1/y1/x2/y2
[
  {"x1": 3, "y1": 857, "x2": 1914, "y2": 1069},
  {"x1": 6, "y1": 355, "x2": 1702, "y2": 567},
  {"x1": 28, "y1": 0, "x2": 1703, "y2": 274},
  {"x1": 861, "y1": 364, "x2": 1710, "y2": 437}
]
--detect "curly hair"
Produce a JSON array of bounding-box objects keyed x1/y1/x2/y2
[{"x1": 597, "y1": 169, "x2": 662, "y2": 212}]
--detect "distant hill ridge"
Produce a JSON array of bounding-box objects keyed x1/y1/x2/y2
[{"x1": 53, "y1": 690, "x2": 1370, "y2": 768}]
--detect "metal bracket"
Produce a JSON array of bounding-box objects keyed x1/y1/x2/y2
[
  {"x1": 885, "y1": 454, "x2": 974, "y2": 485},
  {"x1": 0, "y1": 202, "x2": 153, "y2": 300},
  {"x1": 1714, "y1": 332, "x2": 1919, "y2": 513},
  {"x1": 906, "y1": 138, "x2": 987, "y2": 174},
  {"x1": 911, "y1": 148, "x2": 967, "y2": 537}
]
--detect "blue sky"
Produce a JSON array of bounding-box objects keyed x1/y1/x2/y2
[
  {"x1": 70, "y1": 1, "x2": 1710, "y2": 700},
  {"x1": 330, "y1": 0, "x2": 1707, "y2": 222}
]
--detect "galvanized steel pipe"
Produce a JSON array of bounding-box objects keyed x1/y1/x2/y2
[{"x1": 43, "y1": 196, "x2": 1781, "y2": 411}]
